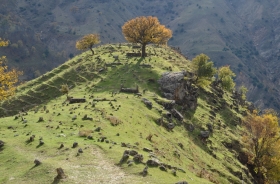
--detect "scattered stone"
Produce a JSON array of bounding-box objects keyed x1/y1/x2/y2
[
  {"x1": 154, "y1": 98, "x2": 175, "y2": 109},
  {"x1": 177, "y1": 168, "x2": 186, "y2": 173},
  {"x1": 55, "y1": 167, "x2": 67, "y2": 180},
  {"x1": 133, "y1": 154, "x2": 144, "y2": 163},
  {"x1": 127, "y1": 160, "x2": 134, "y2": 166},
  {"x1": 146, "y1": 159, "x2": 160, "y2": 167},
  {"x1": 207, "y1": 123, "x2": 213, "y2": 132},
  {"x1": 72, "y1": 142, "x2": 78, "y2": 148},
  {"x1": 167, "y1": 122, "x2": 175, "y2": 130},
  {"x1": 39, "y1": 140, "x2": 44, "y2": 145},
  {"x1": 141, "y1": 166, "x2": 148, "y2": 176},
  {"x1": 34, "y1": 159, "x2": 41, "y2": 166},
  {"x1": 87, "y1": 135, "x2": 93, "y2": 140},
  {"x1": 142, "y1": 98, "x2": 153, "y2": 108},
  {"x1": 82, "y1": 114, "x2": 93, "y2": 121},
  {"x1": 171, "y1": 169, "x2": 177, "y2": 176},
  {"x1": 0, "y1": 140, "x2": 4, "y2": 148},
  {"x1": 178, "y1": 143, "x2": 184, "y2": 149},
  {"x1": 171, "y1": 108, "x2": 184, "y2": 121},
  {"x1": 146, "y1": 134, "x2": 153, "y2": 141},
  {"x1": 186, "y1": 123, "x2": 195, "y2": 132},
  {"x1": 143, "y1": 147, "x2": 153, "y2": 152},
  {"x1": 128, "y1": 150, "x2": 138, "y2": 156},
  {"x1": 69, "y1": 98, "x2": 86, "y2": 104},
  {"x1": 105, "y1": 140, "x2": 110, "y2": 143},
  {"x1": 78, "y1": 148, "x2": 83, "y2": 153},
  {"x1": 121, "y1": 142, "x2": 127, "y2": 147},
  {"x1": 175, "y1": 181, "x2": 188, "y2": 184},
  {"x1": 119, "y1": 152, "x2": 130, "y2": 164},
  {"x1": 95, "y1": 127, "x2": 101, "y2": 132},
  {"x1": 59, "y1": 144, "x2": 64, "y2": 149},
  {"x1": 100, "y1": 136, "x2": 107, "y2": 142},
  {"x1": 72, "y1": 115, "x2": 77, "y2": 120},
  {"x1": 7, "y1": 126, "x2": 13, "y2": 129},
  {"x1": 159, "y1": 164, "x2": 167, "y2": 171},
  {"x1": 173, "y1": 150, "x2": 180, "y2": 158},
  {"x1": 200, "y1": 131, "x2": 210, "y2": 139},
  {"x1": 120, "y1": 84, "x2": 139, "y2": 93},
  {"x1": 29, "y1": 135, "x2": 35, "y2": 142}
]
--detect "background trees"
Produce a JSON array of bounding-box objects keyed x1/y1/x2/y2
[
  {"x1": 0, "y1": 38, "x2": 22, "y2": 101},
  {"x1": 242, "y1": 110, "x2": 280, "y2": 183},
  {"x1": 122, "y1": 16, "x2": 172, "y2": 57},
  {"x1": 191, "y1": 54, "x2": 216, "y2": 87},
  {"x1": 217, "y1": 66, "x2": 236, "y2": 91},
  {"x1": 76, "y1": 34, "x2": 100, "y2": 55}
]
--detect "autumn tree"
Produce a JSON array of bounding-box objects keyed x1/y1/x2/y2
[
  {"x1": 0, "y1": 38, "x2": 22, "y2": 101},
  {"x1": 122, "y1": 16, "x2": 172, "y2": 57},
  {"x1": 76, "y1": 34, "x2": 100, "y2": 55},
  {"x1": 191, "y1": 54, "x2": 216, "y2": 87},
  {"x1": 217, "y1": 65, "x2": 236, "y2": 91},
  {"x1": 242, "y1": 110, "x2": 280, "y2": 183}
]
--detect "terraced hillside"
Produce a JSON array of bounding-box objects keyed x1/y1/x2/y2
[{"x1": 0, "y1": 44, "x2": 252, "y2": 183}]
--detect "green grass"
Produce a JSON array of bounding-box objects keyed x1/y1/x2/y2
[{"x1": 0, "y1": 44, "x2": 252, "y2": 183}]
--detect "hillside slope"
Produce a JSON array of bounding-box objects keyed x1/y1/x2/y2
[
  {"x1": 0, "y1": 44, "x2": 253, "y2": 184},
  {"x1": 1, "y1": 0, "x2": 280, "y2": 111}
]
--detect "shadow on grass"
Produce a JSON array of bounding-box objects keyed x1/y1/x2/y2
[
  {"x1": 136, "y1": 57, "x2": 145, "y2": 65},
  {"x1": 51, "y1": 178, "x2": 61, "y2": 184},
  {"x1": 88, "y1": 63, "x2": 161, "y2": 94},
  {"x1": 29, "y1": 164, "x2": 40, "y2": 170},
  {"x1": 36, "y1": 143, "x2": 44, "y2": 148}
]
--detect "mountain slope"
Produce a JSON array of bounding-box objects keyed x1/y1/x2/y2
[
  {"x1": 1, "y1": 0, "x2": 280, "y2": 111},
  {"x1": 0, "y1": 44, "x2": 253, "y2": 183}
]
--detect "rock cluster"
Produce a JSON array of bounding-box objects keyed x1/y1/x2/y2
[{"x1": 158, "y1": 71, "x2": 198, "y2": 110}]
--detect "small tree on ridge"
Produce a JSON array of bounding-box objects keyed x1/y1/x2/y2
[
  {"x1": 122, "y1": 16, "x2": 172, "y2": 57},
  {"x1": 76, "y1": 34, "x2": 100, "y2": 55}
]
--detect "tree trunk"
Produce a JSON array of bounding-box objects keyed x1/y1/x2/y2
[
  {"x1": 90, "y1": 47, "x2": 94, "y2": 55},
  {"x1": 141, "y1": 44, "x2": 146, "y2": 58}
]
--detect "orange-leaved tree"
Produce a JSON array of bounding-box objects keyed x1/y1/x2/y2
[
  {"x1": 0, "y1": 38, "x2": 22, "y2": 101},
  {"x1": 76, "y1": 34, "x2": 100, "y2": 55},
  {"x1": 242, "y1": 110, "x2": 280, "y2": 183},
  {"x1": 122, "y1": 16, "x2": 172, "y2": 57}
]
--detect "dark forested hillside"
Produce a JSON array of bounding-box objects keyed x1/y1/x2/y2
[{"x1": 1, "y1": 0, "x2": 280, "y2": 111}]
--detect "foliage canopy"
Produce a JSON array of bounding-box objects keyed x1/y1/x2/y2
[
  {"x1": 191, "y1": 54, "x2": 216, "y2": 87},
  {"x1": 76, "y1": 34, "x2": 100, "y2": 55},
  {"x1": 242, "y1": 110, "x2": 280, "y2": 183},
  {"x1": 218, "y1": 66, "x2": 236, "y2": 91},
  {"x1": 122, "y1": 16, "x2": 172, "y2": 57},
  {"x1": 0, "y1": 38, "x2": 22, "y2": 101}
]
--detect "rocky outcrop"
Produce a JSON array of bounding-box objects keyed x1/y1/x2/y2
[{"x1": 158, "y1": 71, "x2": 198, "y2": 110}]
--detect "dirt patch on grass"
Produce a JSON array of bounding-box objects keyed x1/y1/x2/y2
[{"x1": 65, "y1": 146, "x2": 142, "y2": 184}]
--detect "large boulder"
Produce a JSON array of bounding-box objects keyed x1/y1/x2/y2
[{"x1": 158, "y1": 71, "x2": 198, "y2": 110}]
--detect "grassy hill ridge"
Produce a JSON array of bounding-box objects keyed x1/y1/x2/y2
[
  {"x1": 2, "y1": 0, "x2": 280, "y2": 112},
  {"x1": 0, "y1": 44, "x2": 252, "y2": 183}
]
